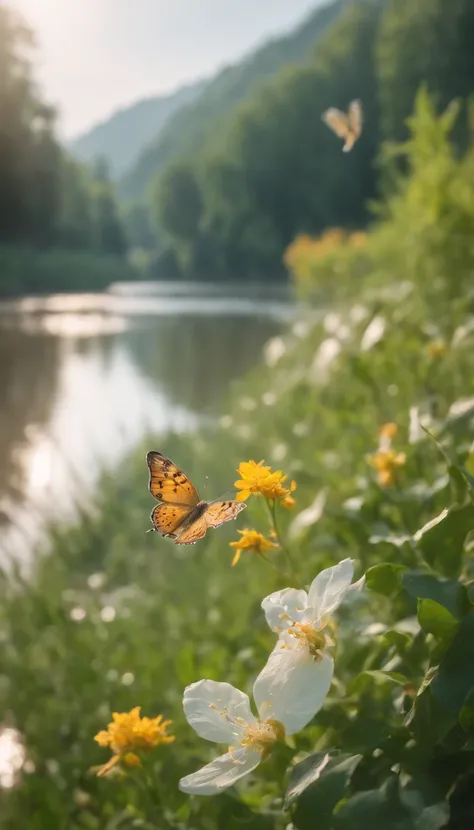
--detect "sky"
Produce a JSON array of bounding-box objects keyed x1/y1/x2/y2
[{"x1": 11, "y1": 0, "x2": 321, "y2": 140}]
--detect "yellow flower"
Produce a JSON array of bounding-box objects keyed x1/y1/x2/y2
[
  {"x1": 426, "y1": 339, "x2": 447, "y2": 360},
  {"x1": 94, "y1": 707, "x2": 174, "y2": 777},
  {"x1": 379, "y1": 423, "x2": 398, "y2": 441},
  {"x1": 229, "y1": 528, "x2": 278, "y2": 566},
  {"x1": 281, "y1": 480, "x2": 297, "y2": 510},
  {"x1": 235, "y1": 460, "x2": 294, "y2": 502},
  {"x1": 368, "y1": 449, "x2": 406, "y2": 487}
]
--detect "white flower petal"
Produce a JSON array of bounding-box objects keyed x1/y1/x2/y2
[
  {"x1": 253, "y1": 648, "x2": 333, "y2": 735},
  {"x1": 183, "y1": 680, "x2": 255, "y2": 744},
  {"x1": 261, "y1": 588, "x2": 308, "y2": 632},
  {"x1": 307, "y1": 559, "x2": 354, "y2": 620},
  {"x1": 179, "y1": 747, "x2": 262, "y2": 795}
]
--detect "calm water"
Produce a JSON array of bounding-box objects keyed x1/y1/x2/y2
[{"x1": 0, "y1": 281, "x2": 294, "y2": 560}]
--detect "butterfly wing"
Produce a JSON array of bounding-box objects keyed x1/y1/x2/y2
[
  {"x1": 150, "y1": 503, "x2": 195, "y2": 538},
  {"x1": 348, "y1": 99, "x2": 363, "y2": 139},
  {"x1": 204, "y1": 500, "x2": 247, "y2": 529},
  {"x1": 175, "y1": 500, "x2": 247, "y2": 545},
  {"x1": 322, "y1": 107, "x2": 350, "y2": 140},
  {"x1": 147, "y1": 451, "x2": 200, "y2": 506},
  {"x1": 173, "y1": 514, "x2": 208, "y2": 545}
]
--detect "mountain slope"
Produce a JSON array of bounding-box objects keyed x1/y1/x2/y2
[
  {"x1": 68, "y1": 80, "x2": 205, "y2": 179},
  {"x1": 118, "y1": 0, "x2": 346, "y2": 201}
]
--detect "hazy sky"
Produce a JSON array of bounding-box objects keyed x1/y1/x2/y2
[{"x1": 11, "y1": 0, "x2": 321, "y2": 139}]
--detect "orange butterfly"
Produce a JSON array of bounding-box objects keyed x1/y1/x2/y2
[
  {"x1": 322, "y1": 99, "x2": 363, "y2": 152},
  {"x1": 146, "y1": 451, "x2": 246, "y2": 545}
]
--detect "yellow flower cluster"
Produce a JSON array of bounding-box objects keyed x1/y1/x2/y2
[
  {"x1": 284, "y1": 229, "x2": 368, "y2": 281},
  {"x1": 368, "y1": 423, "x2": 406, "y2": 487},
  {"x1": 369, "y1": 449, "x2": 406, "y2": 487},
  {"x1": 234, "y1": 460, "x2": 296, "y2": 505},
  {"x1": 379, "y1": 422, "x2": 398, "y2": 442},
  {"x1": 229, "y1": 528, "x2": 278, "y2": 566},
  {"x1": 94, "y1": 707, "x2": 174, "y2": 776}
]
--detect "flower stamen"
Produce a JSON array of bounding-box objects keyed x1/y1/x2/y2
[
  {"x1": 238, "y1": 719, "x2": 285, "y2": 761},
  {"x1": 287, "y1": 621, "x2": 328, "y2": 661}
]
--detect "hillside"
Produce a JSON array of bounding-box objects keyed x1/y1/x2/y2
[
  {"x1": 118, "y1": 0, "x2": 346, "y2": 201},
  {"x1": 152, "y1": 0, "x2": 474, "y2": 282},
  {"x1": 68, "y1": 80, "x2": 205, "y2": 178}
]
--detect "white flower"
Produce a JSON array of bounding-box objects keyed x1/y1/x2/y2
[
  {"x1": 179, "y1": 663, "x2": 328, "y2": 796},
  {"x1": 258, "y1": 559, "x2": 356, "y2": 719}
]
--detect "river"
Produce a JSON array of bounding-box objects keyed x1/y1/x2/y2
[{"x1": 0, "y1": 281, "x2": 294, "y2": 562}]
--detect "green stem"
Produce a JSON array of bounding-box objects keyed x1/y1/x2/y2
[
  {"x1": 257, "y1": 550, "x2": 293, "y2": 583},
  {"x1": 130, "y1": 763, "x2": 173, "y2": 830},
  {"x1": 267, "y1": 498, "x2": 300, "y2": 585}
]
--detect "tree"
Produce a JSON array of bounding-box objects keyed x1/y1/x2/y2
[
  {"x1": 90, "y1": 157, "x2": 127, "y2": 257},
  {"x1": 377, "y1": 0, "x2": 474, "y2": 142}
]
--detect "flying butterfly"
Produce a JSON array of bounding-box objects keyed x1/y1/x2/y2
[
  {"x1": 322, "y1": 99, "x2": 363, "y2": 153},
  {"x1": 146, "y1": 451, "x2": 246, "y2": 545}
]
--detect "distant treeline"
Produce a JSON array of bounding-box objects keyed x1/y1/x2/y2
[
  {"x1": 0, "y1": 6, "x2": 129, "y2": 294},
  {"x1": 132, "y1": 0, "x2": 474, "y2": 281}
]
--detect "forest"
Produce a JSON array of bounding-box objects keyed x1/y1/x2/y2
[
  {"x1": 138, "y1": 0, "x2": 474, "y2": 281},
  {"x1": 0, "y1": 6, "x2": 129, "y2": 295}
]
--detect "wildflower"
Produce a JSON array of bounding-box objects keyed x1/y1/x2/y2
[
  {"x1": 426, "y1": 339, "x2": 447, "y2": 360},
  {"x1": 234, "y1": 460, "x2": 294, "y2": 503},
  {"x1": 378, "y1": 422, "x2": 398, "y2": 452},
  {"x1": 281, "y1": 480, "x2": 297, "y2": 510},
  {"x1": 257, "y1": 560, "x2": 357, "y2": 717},
  {"x1": 229, "y1": 529, "x2": 278, "y2": 566},
  {"x1": 94, "y1": 707, "x2": 174, "y2": 776},
  {"x1": 379, "y1": 422, "x2": 398, "y2": 442},
  {"x1": 179, "y1": 665, "x2": 329, "y2": 795},
  {"x1": 368, "y1": 448, "x2": 406, "y2": 487}
]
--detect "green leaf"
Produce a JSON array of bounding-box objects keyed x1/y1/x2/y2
[
  {"x1": 417, "y1": 598, "x2": 459, "y2": 641},
  {"x1": 402, "y1": 572, "x2": 469, "y2": 620},
  {"x1": 348, "y1": 670, "x2": 407, "y2": 695},
  {"x1": 421, "y1": 425, "x2": 474, "y2": 504},
  {"x1": 431, "y1": 613, "x2": 474, "y2": 716},
  {"x1": 287, "y1": 752, "x2": 361, "y2": 829},
  {"x1": 459, "y1": 466, "x2": 474, "y2": 495},
  {"x1": 413, "y1": 502, "x2": 474, "y2": 576},
  {"x1": 369, "y1": 533, "x2": 413, "y2": 552},
  {"x1": 335, "y1": 777, "x2": 413, "y2": 830},
  {"x1": 382, "y1": 629, "x2": 413, "y2": 651},
  {"x1": 415, "y1": 801, "x2": 449, "y2": 830},
  {"x1": 459, "y1": 696, "x2": 474, "y2": 733},
  {"x1": 415, "y1": 802, "x2": 449, "y2": 830},
  {"x1": 366, "y1": 563, "x2": 407, "y2": 597}
]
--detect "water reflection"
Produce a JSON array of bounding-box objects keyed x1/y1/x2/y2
[{"x1": 0, "y1": 283, "x2": 292, "y2": 560}]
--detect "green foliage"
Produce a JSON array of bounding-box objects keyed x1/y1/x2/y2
[
  {"x1": 2, "y1": 100, "x2": 474, "y2": 828},
  {"x1": 146, "y1": 0, "x2": 474, "y2": 282},
  {"x1": 377, "y1": 0, "x2": 474, "y2": 142},
  {"x1": 152, "y1": 0, "x2": 381, "y2": 280},
  {"x1": 0, "y1": 246, "x2": 139, "y2": 297},
  {"x1": 0, "y1": 4, "x2": 130, "y2": 295}
]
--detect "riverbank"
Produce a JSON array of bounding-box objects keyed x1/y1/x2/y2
[
  {"x1": 1, "y1": 95, "x2": 474, "y2": 830},
  {"x1": 0, "y1": 245, "x2": 144, "y2": 298}
]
